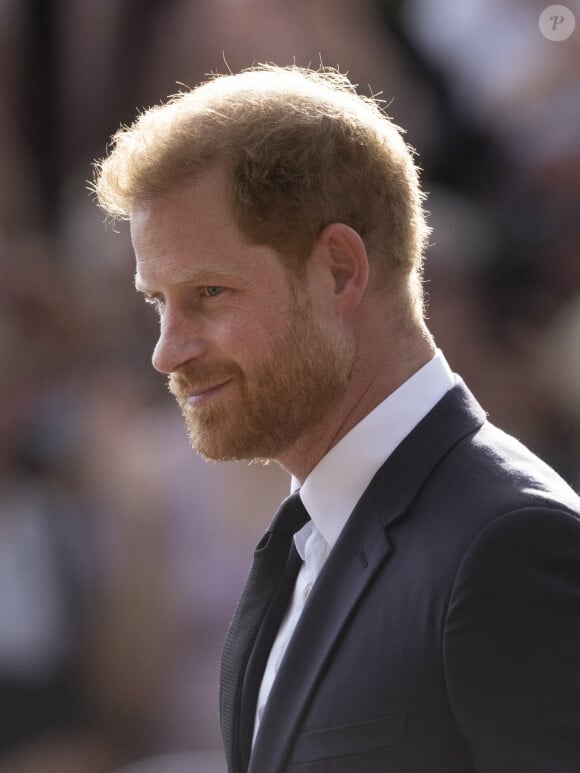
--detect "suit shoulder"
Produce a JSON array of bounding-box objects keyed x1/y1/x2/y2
[{"x1": 460, "y1": 419, "x2": 580, "y2": 515}]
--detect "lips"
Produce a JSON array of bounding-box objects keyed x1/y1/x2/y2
[{"x1": 186, "y1": 380, "x2": 231, "y2": 406}]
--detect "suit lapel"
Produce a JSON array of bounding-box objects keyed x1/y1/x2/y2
[
  {"x1": 249, "y1": 498, "x2": 393, "y2": 772},
  {"x1": 248, "y1": 381, "x2": 486, "y2": 772}
]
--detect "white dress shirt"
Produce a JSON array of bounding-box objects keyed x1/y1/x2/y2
[{"x1": 252, "y1": 350, "x2": 455, "y2": 743}]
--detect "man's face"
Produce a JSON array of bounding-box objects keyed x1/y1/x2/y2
[{"x1": 131, "y1": 168, "x2": 353, "y2": 463}]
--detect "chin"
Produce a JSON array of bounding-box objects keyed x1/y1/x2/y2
[{"x1": 186, "y1": 418, "x2": 302, "y2": 465}]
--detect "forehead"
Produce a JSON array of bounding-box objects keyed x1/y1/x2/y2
[
  {"x1": 130, "y1": 167, "x2": 234, "y2": 249},
  {"x1": 130, "y1": 171, "x2": 289, "y2": 291},
  {"x1": 132, "y1": 171, "x2": 236, "y2": 263}
]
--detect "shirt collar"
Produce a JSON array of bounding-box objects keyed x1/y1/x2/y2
[{"x1": 292, "y1": 350, "x2": 454, "y2": 552}]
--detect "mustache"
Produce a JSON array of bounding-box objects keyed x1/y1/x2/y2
[{"x1": 168, "y1": 363, "x2": 241, "y2": 398}]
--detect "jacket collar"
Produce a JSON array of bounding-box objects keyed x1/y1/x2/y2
[{"x1": 249, "y1": 379, "x2": 486, "y2": 772}]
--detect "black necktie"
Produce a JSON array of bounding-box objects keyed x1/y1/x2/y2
[{"x1": 220, "y1": 492, "x2": 310, "y2": 773}]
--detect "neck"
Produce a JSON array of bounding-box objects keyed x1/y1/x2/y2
[{"x1": 275, "y1": 326, "x2": 436, "y2": 482}]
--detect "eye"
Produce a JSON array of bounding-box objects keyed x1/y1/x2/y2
[
  {"x1": 143, "y1": 294, "x2": 165, "y2": 316},
  {"x1": 204, "y1": 286, "x2": 224, "y2": 298}
]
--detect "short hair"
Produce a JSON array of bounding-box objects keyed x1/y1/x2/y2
[{"x1": 93, "y1": 64, "x2": 430, "y2": 291}]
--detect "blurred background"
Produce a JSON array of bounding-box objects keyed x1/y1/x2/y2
[{"x1": 1, "y1": 0, "x2": 579, "y2": 770}]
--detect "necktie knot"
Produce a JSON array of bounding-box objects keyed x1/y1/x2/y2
[{"x1": 269, "y1": 491, "x2": 310, "y2": 537}]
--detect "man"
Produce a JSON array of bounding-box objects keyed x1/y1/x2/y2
[{"x1": 93, "y1": 65, "x2": 580, "y2": 772}]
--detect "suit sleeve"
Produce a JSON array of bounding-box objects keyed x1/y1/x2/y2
[{"x1": 443, "y1": 506, "x2": 580, "y2": 773}]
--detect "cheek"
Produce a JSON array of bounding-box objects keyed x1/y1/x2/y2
[{"x1": 226, "y1": 308, "x2": 293, "y2": 360}]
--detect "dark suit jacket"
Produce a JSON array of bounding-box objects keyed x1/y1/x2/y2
[{"x1": 222, "y1": 380, "x2": 580, "y2": 772}]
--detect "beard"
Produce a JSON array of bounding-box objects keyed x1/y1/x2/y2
[{"x1": 167, "y1": 299, "x2": 353, "y2": 463}]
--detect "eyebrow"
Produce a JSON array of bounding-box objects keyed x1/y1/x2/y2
[
  {"x1": 134, "y1": 276, "x2": 154, "y2": 295},
  {"x1": 134, "y1": 267, "x2": 246, "y2": 295}
]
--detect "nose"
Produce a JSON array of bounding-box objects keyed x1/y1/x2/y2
[{"x1": 151, "y1": 309, "x2": 206, "y2": 374}]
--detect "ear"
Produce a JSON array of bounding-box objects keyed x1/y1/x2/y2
[{"x1": 314, "y1": 223, "x2": 370, "y2": 315}]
